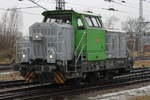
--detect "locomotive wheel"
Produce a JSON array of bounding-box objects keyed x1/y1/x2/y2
[
  {"x1": 103, "y1": 71, "x2": 113, "y2": 81},
  {"x1": 119, "y1": 68, "x2": 131, "y2": 74},
  {"x1": 85, "y1": 72, "x2": 98, "y2": 84},
  {"x1": 65, "y1": 78, "x2": 82, "y2": 86}
]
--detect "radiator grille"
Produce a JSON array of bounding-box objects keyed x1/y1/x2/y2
[{"x1": 29, "y1": 23, "x2": 74, "y2": 61}]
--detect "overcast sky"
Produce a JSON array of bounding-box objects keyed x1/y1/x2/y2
[{"x1": 0, "y1": 0, "x2": 150, "y2": 35}]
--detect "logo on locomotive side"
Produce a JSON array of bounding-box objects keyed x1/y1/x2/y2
[{"x1": 96, "y1": 37, "x2": 100, "y2": 42}]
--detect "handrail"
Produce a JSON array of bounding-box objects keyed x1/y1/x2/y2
[
  {"x1": 75, "y1": 44, "x2": 86, "y2": 64},
  {"x1": 74, "y1": 32, "x2": 86, "y2": 55},
  {"x1": 74, "y1": 32, "x2": 87, "y2": 72}
]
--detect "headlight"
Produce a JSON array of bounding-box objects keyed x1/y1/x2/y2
[
  {"x1": 47, "y1": 48, "x2": 56, "y2": 63},
  {"x1": 22, "y1": 54, "x2": 26, "y2": 58},
  {"x1": 35, "y1": 35, "x2": 39, "y2": 39},
  {"x1": 108, "y1": 54, "x2": 112, "y2": 58},
  {"x1": 32, "y1": 33, "x2": 42, "y2": 40},
  {"x1": 49, "y1": 55, "x2": 53, "y2": 59}
]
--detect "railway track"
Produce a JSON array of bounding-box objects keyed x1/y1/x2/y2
[
  {"x1": 21, "y1": 71, "x2": 150, "y2": 100},
  {"x1": 1, "y1": 67, "x2": 150, "y2": 100},
  {"x1": 0, "y1": 83, "x2": 55, "y2": 100},
  {"x1": 0, "y1": 64, "x2": 13, "y2": 71},
  {"x1": 130, "y1": 67, "x2": 150, "y2": 73},
  {"x1": 0, "y1": 80, "x2": 38, "y2": 89}
]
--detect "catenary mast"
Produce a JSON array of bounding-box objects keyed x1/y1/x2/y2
[{"x1": 56, "y1": 0, "x2": 65, "y2": 10}]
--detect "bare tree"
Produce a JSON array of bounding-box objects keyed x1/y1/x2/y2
[
  {"x1": 8, "y1": 8, "x2": 23, "y2": 48},
  {"x1": 0, "y1": 8, "x2": 23, "y2": 61},
  {"x1": 122, "y1": 17, "x2": 150, "y2": 55},
  {"x1": 0, "y1": 11, "x2": 9, "y2": 49},
  {"x1": 0, "y1": 8, "x2": 23, "y2": 50},
  {"x1": 122, "y1": 17, "x2": 150, "y2": 34}
]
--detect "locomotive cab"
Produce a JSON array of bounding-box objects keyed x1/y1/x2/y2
[{"x1": 42, "y1": 10, "x2": 107, "y2": 62}]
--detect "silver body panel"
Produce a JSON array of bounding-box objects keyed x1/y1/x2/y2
[
  {"x1": 16, "y1": 37, "x2": 30, "y2": 63},
  {"x1": 29, "y1": 22, "x2": 74, "y2": 63},
  {"x1": 16, "y1": 22, "x2": 74, "y2": 63},
  {"x1": 106, "y1": 30, "x2": 127, "y2": 58}
]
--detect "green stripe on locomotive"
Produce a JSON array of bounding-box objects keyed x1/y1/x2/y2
[{"x1": 42, "y1": 10, "x2": 107, "y2": 61}]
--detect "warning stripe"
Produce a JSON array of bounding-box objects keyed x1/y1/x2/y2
[
  {"x1": 27, "y1": 72, "x2": 33, "y2": 81},
  {"x1": 25, "y1": 72, "x2": 33, "y2": 82},
  {"x1": 54, "y1": 77, "x2": 60, "y2": 83},
  {"x1": 55, "y1": 73, "x2": 64, "y2": 83},
  {"x1": 26, "y1": 72, "x2": 33, "y2": 81},
  {"x1": 54, "y1": 72, "x2": 65, "y2": 84},
  {"x1": 57, "y1": 72, "x2": 65, "y2": 81},
  {"x1": 24, "y1": 72, "x2": 30, "y2": 80},
  {"x1": 54, "y1": 74, "x2": 61, "y2": 83}
]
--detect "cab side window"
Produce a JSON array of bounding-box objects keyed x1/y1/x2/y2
[
  {"x1": 77, "y1": 18, "x2": 85, "y2": 30},
  {"x1": 85, "y1": 16, "x2": 103, "y2": 28},
  {"x1": 91, "y1": 17, "x2": 99, "y2": 27},
  {"x1": 85, "y1": 16, "x2": 93, "y2": 27},
  {"x1": 96, "y1": 17, "x2": 103, "y2": 28}
]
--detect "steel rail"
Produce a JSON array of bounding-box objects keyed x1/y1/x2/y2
[
  {"x1": 0, "y1": 80, "x2": 39, "y2": 89},
  {"x1": 1, "y1": 67, "x2": 150, "y2": 99},
  {"x1": 10, "y1": 74, "x2": 150, "y2": 100}
]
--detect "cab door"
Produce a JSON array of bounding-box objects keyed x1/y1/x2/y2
[
  {"x1": 85, "y1": 16, "x2": 107, "y2": 61},
  {"x1": 75, "y1": 16, "x2": 86, "y2": 58}
]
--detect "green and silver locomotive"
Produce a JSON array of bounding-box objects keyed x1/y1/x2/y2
[{"x1": 16, "y1": 10, "x2": 133, "y2": 83}]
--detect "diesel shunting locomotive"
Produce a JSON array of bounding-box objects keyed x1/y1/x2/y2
[{"x1": 16, "y1": 10, "x2": 133, "y2": 84}]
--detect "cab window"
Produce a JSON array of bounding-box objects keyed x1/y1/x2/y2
[
  {"x1": 44, "y1": 13, "x2": 72, "y2": 24},
  {"x1": 96, "y1": 17, "x2": 103, "y2": 28},
  {"x1": 77, "y1": 18, "x2": 85, "y2": 30},
  {"x1": 85, "y1": 16, "x2": 102, "y2": 28},
  {"x1": 91, "y1": 17, "x2": 99, "y2": 27},
  {"x1": 85, "y1": 16, "x2": 93, "y2": 27}
]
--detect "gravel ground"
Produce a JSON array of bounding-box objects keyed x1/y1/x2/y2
[
  {"x1": 134, "y1": 60, "x2": 150, "y2": 68},
  {"x1": 0, "y1": 66, "x2": 150, "y2": 100},
  {"x1": 0, "y1": 71, "x2": 23, "y2": 81},
  {"x1": 86, "y1": 82, "x2": 150, "y2": 100},
  {"x1": 54, "y1": 82, "x2": 150, "y2": 100},
  {"x1": 128, "y1": 95, "x2": 150, "y2": 100},
  {"x1": 0, "y1": 72, "x2": 148, "y2": 100}
]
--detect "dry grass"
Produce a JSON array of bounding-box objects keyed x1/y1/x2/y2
[
  {"x1": 130, "y1": 52, "x2": 150, "y2": 57},
  {"x1": 0, "y1": 72, "x2": 23, "y2": 81},
  {"x1": 128, "y1": 95, "x2": 150, "y2": 100},
  {"x1": 0, "y1": 48, "x2": 15, "y2": 64},
  {"x1": 134, "y1": 60, "x2": 150, "y2": 67}
]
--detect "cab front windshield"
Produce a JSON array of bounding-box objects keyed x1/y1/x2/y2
[{"x1": 44, "y1": 13, "x2": 72, "y2": 24}]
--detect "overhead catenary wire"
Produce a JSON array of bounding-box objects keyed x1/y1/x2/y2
[
  {"x1": 65, "y1": 0, "x2": 150, "y2": 17},
  {"x1": 104, "y1": 0, "x2": 150, "y2": 17},
  {"x1": 14, "y1": 0, "x2": 150, "y2": 17},
  {"x1": 18, "y1": 0, "x2": 48, "y2": 10},
  {"x1": 113, "y1": 0, "x2": 150, "y2": 13},
  {"x1": 36, "y1": 0, "x2": 40, "y2": 2},
  {"x1": 66, "y1": 2, "x2": 133, "y2": 18},
  {"x1": 0, "y1": 7, "x2": 41, "y2": 16},
  {"x1": 14, "y1": 6, "x2": 39, "y2": 9},
  {"x1": 0, "y1": 0, "x2": 148, "y2": 18}
]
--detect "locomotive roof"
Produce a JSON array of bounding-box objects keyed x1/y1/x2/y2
[
  {"x1": 106, "y1": 29, "x2": 126, "y2": 33},
  {"x1": 42, "y1": 10, "x2": 101, "y2": 17}
]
